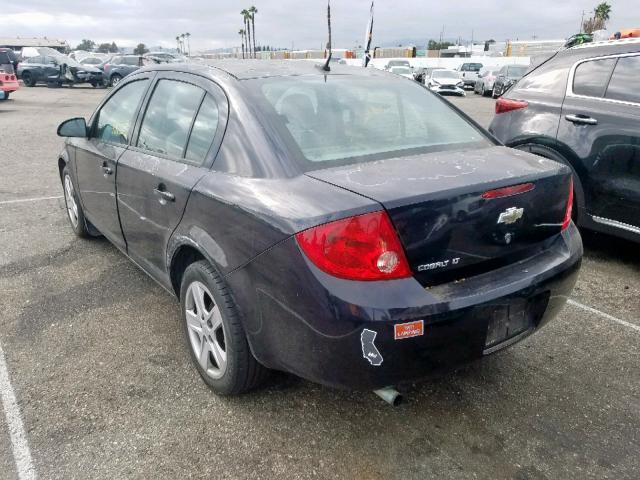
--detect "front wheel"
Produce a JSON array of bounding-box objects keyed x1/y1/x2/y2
[
  {"x1": 492, "y1": 85, "x2": 500, "y2": 99},
  {"x1": 22, "y1": 72, "x2": 35, "y2": 87},
  {"x1": 180, "y1": 261, "x2": 268, "y2": 395},
  {"x1": 109, "y1": 74, "x2": 122, "y2": 87},
  {"x1": 61, "y1": 166, "x2": 90, "y2": 237}
]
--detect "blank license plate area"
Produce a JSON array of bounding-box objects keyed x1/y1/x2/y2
[{"x1": 484, "y1": 299, "x2": 533, "y2": 350}]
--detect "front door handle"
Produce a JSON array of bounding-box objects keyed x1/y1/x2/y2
[
  {"x1": 154, "y1": 188, "x2": 175, "y2": 203},
  {"x1": 565, "y1": 114, "x2": 598, "y2": 125},
  {"x1": 101, "y1": 162, "x2": 113, "y2": 176}
]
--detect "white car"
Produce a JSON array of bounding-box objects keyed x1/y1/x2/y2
[
  {"x1": 473, "y1": 66, "x2": 500, "y2": 96},
  {"x1": 426, "y1": 69, "x2": 465, "y2": 96},
  {"x1": 389, "y1": 66, "x2": 414, "y2": 79}
]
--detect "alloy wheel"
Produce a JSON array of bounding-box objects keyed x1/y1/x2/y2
[
  {"x1": 64, "y1": 174, "x2": 79, "y2": 228},
  {"x1": 185, "y1": 281, "x2": 227, "y2": 379}
]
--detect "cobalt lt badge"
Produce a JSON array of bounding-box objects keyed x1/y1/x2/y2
[{"x1": 497, "y1": 207, "x2": 524, "y2": 225}]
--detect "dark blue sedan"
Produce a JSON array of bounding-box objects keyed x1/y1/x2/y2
[{"x1": 55, "y1": 61, "x2": 582, "y2": 399}]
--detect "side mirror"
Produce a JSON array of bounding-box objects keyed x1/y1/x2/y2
[{"x1": 57, "y1": 117, "x2": 87, "y2": 138}]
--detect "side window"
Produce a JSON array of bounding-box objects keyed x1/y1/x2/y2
[
  {"x1": 44, "y1": 56, "x2": 56, "y2": 65},
  {"x1": 605, "y1": 56, "x2": 640, "y2": 104},
  {"x1": 95, "y1": 79, "x2": 148, "y2": 145},
  {"x1": 573, "y1": 58, "x2": 616, "y2": 97},
  {"x1": 137, "y1": 79, "x2": 204, "y2": 158},
  {"x1": 185, "y1": 95, "x2": 220, "y2": 164}
]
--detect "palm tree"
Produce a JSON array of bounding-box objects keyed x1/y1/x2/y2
[
  {"x1": 185, "y1": 32, "x2": 191, "y2": 57},
  {"x1": 180, "y1": 33, "x2": 186, "y2": 55},
  {"x1": 176, "y1": 35, "x2": 181, "y2": 53},
  {"x1": 239, "y1": 29, "x2": 245, "y2": 59},
  {"x1": 241, "y1": 9, "x2": 252, "y2": 58},
  {"x1": 249, "y1": 6, "x2": 258, "y2": 59},
  {"x1": 594, "y1": 2, "x2": 611, "y2": 21}
]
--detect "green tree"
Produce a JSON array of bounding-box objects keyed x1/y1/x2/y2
[
  {"x1": 76, "y1": 39, "x2": 95, "y2": 51},
  {"x1": 97, "y1": 43, "x2": 112, "y2": 53},
  {"x1": 584, "y1": 2, "x2": 612, "y2": 33},
  {"x1": 428, "y1": 39, "x2": 454, "y2": 50},
  {"x1": 241, "y1": 9, "x2": 252, "y2": 58},
  {"x1": 595, "y1": 2, "x2": 611, "y2": 21},
  {"x1": 133, "y1": 43, "x2": 149, "y2": 55},
  {"x1": 110, "y1": 42, "x2": 119, "y2": 53},
  {"x1": 239, "y1": 29, "x2": 246, "y2": 59},
  {"x1": 249, "y1": 6, "x2": 258, "y2": 59}
]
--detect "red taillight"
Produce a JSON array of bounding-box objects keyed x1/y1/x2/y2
[
  {"x1": 495, "y1": 98, "x2": 528, "y2": 114},
  {"x1": 482, "y1": 182, "x2": 535, "y2": 199},
  {"x1": 104, "y1": 64, "x2": 110, "y2": 72},
  {"x1": 295, "y1": 211, "x2": 412, "y2": 281},
  {"x1": 562, "y1": 177, "x2": 574, "y2": 231}
]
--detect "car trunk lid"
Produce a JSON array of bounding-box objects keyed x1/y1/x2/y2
[{"x1": 306, "y1": 146, "x2": 571, "y2": 287}]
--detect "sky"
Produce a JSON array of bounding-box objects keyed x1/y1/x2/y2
[{"x1": 1, "y1": 1, "x2": 638, "y2": 52}]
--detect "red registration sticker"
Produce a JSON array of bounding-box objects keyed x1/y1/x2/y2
[{"x1": 394, "y1": 320, "x2": 424, "y2": 340}]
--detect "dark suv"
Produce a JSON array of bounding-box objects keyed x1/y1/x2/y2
[
  {"x1": 103, "y1": 55, "x2": 155, "y2": 87},
  {"x1": 490, "y1": 39, "x2": 640, "y2": 242}
]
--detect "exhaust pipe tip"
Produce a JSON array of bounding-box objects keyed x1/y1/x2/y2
[{"x1": 373, "y1": 387, "x2": 403, "y2": 406}]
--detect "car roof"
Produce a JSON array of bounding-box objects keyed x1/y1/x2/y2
[
  {"x1": 140, "y1": 60, "x2": 388, "y2": 81},
  {"x1": 561, "y1": 37, "x2": 640, "y2": 58}
]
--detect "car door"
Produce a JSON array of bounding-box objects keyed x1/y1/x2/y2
[
  {"x1": 43, "y1": 56, "x2": 59, "y2": 80},
  {"x1": 116, "y1": 72, "x2": 228, "y2": 282},
  {"x1": 558, "y1": 54, "x2": 640, "y2": 227},
  {"x1": 73, "y1": 75, "x2": 152, "y2": 248}
]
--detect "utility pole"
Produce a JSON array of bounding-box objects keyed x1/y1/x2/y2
[{"x1": 579, "y1": 10, "x2": 585, "y2": 33}]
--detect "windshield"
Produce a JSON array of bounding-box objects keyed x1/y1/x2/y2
[
  {"x1": 432, "y1": 70, "x2": 459, "y2": 79},
  {"x1": 391, "y1": 67, "x2": 412, "y2": 75},
  {"x1": 507, "y1": 66, "x2": 528, "y2": 77},
  {"x1": 253, "y1": 75, "x2": 490, "y2": 169}
]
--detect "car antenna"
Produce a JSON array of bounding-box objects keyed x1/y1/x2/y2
[
  {"x1": 317, "y1": 0, "x2": 332, "y2": 72},
  {"x1": 363, "y1": 2, "x2": 374, "y2": 68}
]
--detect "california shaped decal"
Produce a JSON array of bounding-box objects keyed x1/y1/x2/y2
[{"x1": 361, "y1": 329, "x2": 383, "y2": 366}]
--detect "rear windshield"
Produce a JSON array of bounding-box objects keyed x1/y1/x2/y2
[
  {"x1": 432, "y1": 70, "x2": 459, "y2": 78},
  {"x1": 507, "y1": 65, "x2": 528, "y2": 77},
  {"x1": 391, "y1": 67, "x2": 412, "y2": 75},
  {"x1": 252, "y1": 75, "x2": 491, "y2": 169}
]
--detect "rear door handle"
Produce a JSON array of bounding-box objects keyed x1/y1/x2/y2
[
  {"x1": 565, "y1": 114, "x2": 598, "y2": 125},
  {"x1": 154, "y1": 188, "x2": 175, "y2": 203}
]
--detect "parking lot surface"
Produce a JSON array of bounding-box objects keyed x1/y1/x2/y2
[{"x1": 0, "y1": 85, "x2": 638, "y2": 480}]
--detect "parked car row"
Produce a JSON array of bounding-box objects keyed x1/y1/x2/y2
[{"x1": 13, "y1": 48, "x2": 169, "y2": 88}]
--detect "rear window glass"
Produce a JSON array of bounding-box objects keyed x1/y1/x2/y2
[
  {"x1": 573, "y1": 58, "x2": 616, "y2": 97},
  {"x1": 254, "y1": 76, "x2": 490, "y2": 169},
  {"x1": 605, "y1": 55, "x2": 640, "y2": 104},
  {"x1": 506, "y1": 66, "x2": 528, "y2": 76}
]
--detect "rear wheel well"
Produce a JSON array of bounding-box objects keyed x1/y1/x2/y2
[
  {"x1": 170, "y1": 246, "x2": 206, "y2": 296},
  {"x1": 512, "y1": 143, "x2": 585, "y2": 225}
]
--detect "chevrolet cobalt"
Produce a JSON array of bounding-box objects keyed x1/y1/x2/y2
[{"x1": 56, "y1": 62, "x2": 582, "y2": 396}]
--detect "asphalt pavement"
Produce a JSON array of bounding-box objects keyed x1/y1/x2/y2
[{"x1": 0, "y1": 84, "x2": 638, "y2": 480}]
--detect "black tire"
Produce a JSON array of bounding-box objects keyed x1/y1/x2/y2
[
  {"x1": 0, "y1": 91, "x2": 8, "y2": 101},
  {"x1": 22, "y1": 72, "x2": 35, "y2": 87},
  {"x1": 109, "y1": 74, "x2": 122, "y2": 87},
  {"x1": 492, "y1": 86, "x2": 499, "y2": 99},
  {"x1": 180, "y1": 260, "x2": 268, "y2": 395},
  {"x1": 90, "y1": 81, "x2": 98, "y2": 88},
  {"x1": 61, "y1": 166, "x2": 90, "y2": 238}
]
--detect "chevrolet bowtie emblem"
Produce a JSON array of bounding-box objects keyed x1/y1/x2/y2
[{"x1": 497, "y1": 207, "x2": 524, "y2": 225}]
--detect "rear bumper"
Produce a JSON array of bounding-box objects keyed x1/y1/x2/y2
[
  {"x1": 0, "y1": 80, "x2": 19, "y2": 92},
  {"x1": 231, "y1": 224, "x2": 582, "y2": 390}
]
